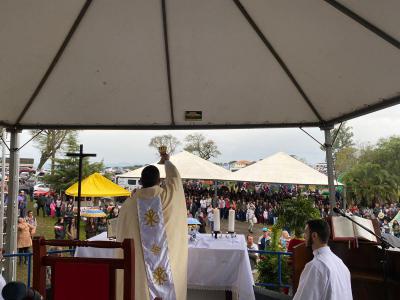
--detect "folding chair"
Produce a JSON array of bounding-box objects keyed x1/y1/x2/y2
[{"x1": 32, "y1": 236, "x2": 135, "y2": 300}]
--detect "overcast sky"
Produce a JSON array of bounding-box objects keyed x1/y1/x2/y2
[{"x1": 16, "y1": 105, "x2": 400, "y2": 167}]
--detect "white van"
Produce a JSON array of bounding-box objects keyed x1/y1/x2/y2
[{"x1": 116, "y1": 177, "x2": 141, "y2": 192}]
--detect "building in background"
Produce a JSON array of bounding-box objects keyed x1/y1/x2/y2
[
  {"x1": 315, "y1": 162, "x2": 327, "y2": 175},
  {"x1": 229, "y1": 160, "x2": 255, "y2": 172}
]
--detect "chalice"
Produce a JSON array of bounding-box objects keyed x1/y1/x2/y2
[{"x1": 158, "y1": 145, "x2": 168, "y2": 164}]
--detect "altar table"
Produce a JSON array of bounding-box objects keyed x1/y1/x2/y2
[{"x1": 75, "y1": 232, "x2": 255, "y2": 300}]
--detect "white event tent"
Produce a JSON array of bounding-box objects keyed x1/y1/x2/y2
[
  {"x1": 117, "y1": 151, "x2": 234, "y2": 181},
  {"x1": 231, "y1": 152, "x2": 342, "y2": 186},
  {"x1": 0, "y1": 1, "x2": 399, "y2": 280}
]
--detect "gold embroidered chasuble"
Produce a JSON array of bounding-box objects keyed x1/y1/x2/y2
[{"x1": 115, "y1": 161, "x2": 188, "y2": 300}]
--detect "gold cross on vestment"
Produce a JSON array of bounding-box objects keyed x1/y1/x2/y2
[
  {"x1": 153, "y1": 266, "x2": 168, "y2": 285},
  {"x1": 144, "y1": 208, "x2": 159, "y2": 227}
]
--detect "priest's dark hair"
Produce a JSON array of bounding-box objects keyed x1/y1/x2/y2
[
  {"x1": 140, "y1": 165, "x2": 160, "y2": 188},
  {"x1": 306, "y1": 219, "x2": 330, "y2": 243}
]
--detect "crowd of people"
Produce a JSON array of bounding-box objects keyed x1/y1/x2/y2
[
  {"x1": 183, "y1": 181, "x2": 400, "y2": 241},
  {"x1": 346, "y1": 202, "x2": 400, "y2": 237},
  {"x1": 14, "y1": 181, "x2": 400, "y2": 263},
  {"x1": 16, "y1": 193, "x2": 121, "y2": 261}
]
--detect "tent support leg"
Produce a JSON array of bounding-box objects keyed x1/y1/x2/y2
[
  {"x1": 322, "y1": 126, "x2": 336, "y2": 214},
  {"x1": 0, "y1": 128, "x2": 7, "y2": 252},
  {"x1": 5, "y1": 129, "x2": 20, "y2": 282}
]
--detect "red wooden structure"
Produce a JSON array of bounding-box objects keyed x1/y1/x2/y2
[{"x1": 32, "y1": 237, "x2": 135, "y2": 300}]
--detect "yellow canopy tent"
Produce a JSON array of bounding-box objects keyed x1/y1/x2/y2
[{"x1": 65, "y1": 173, "x2": 130, "y2": 197}]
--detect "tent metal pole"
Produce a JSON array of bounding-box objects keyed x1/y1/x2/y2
[
  {"x1": 322, "y1": 127, "x2": 336, "y2": 214},
  {"x1": 4, "y1": 129, "x2": 20, "y2": 281},
  {"x1": 0, "y1": 128, "x2": 7, "y2": 250}
]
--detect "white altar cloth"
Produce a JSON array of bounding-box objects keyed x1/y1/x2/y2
[{"x1": 75, "y1": 232, "x2": 255, "y2": 300}]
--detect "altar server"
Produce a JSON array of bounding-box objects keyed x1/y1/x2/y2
[
  {"x1": 116, "y1": 152, "x2": 187, "y2": 300},
  {"x1": 294, "y1": 219, "x2": 352, "y2": 300}
]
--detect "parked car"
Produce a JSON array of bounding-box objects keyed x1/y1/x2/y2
[
  {"x1": 34, "y1": 183, "x2": 50, "y2": 192},
  {"x1": 19, "y1": 172, "x2": 31, "y2": 180},
  {"x1": 19, "y1": 167, "x2": 35, "y2": 173},
  {"x1": 33, "y1": 189, "x2": 55, "y2": 199}
]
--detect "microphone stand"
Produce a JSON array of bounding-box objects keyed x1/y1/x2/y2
[{"x1": 333, "y1": 208, "x2": 394, "y2": 300}]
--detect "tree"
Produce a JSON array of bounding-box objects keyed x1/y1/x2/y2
[
  {"x1": 343, "y1": 162, "x2": 397, "y2": 206},
  {"x1": 319, "y1": 123, "x2": 354, "y2": 180},
  {"x1": 360, "y1": 136, "x2": 400, "y2": 182},
  {"x1": 149, "y1": 134, "x2": 181, "y2": 155},
  {"x1": 43, "y1": 138, "x2": 104, "y2": 192},
  {"x1": 31, "y1": 130, "x2": 78, "y2": 172},
  {"x1": 183, "y1": 133, "x2": 221, "y2": 160},
  {"x1": 276, "y1": 197, "x2": 320, "y2": 237},
  {"x1": 335, "y1": 147, "x2": 358, "y2": 176},
  {"x1": 321, "y1": 122, "x2": 354, "y2": 159}
]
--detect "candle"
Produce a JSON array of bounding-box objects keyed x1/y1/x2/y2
[
  {"x1": 213, "y1": 208, "x2": 220, "y2": 232},
  {"x1": 228, "y1": 209, "x2": 235, "y2": 232}
]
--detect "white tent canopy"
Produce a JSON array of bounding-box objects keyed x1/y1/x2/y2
[
  {"x1": 231, "y1": 152, "x2": 342, "y2": 186},
  {"x1": 117, "y1": 151, "x2": 234, "y2": 181},
  {"x1": 0, "y1": 1, "x2": 399, "y2": 129}
]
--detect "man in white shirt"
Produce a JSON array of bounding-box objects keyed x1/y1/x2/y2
[
  {"x1": 206, "y1": 196, "x2": 212, "y2": 207},
  {"x1": 294, "y1": 219, "x2": 352, "y2": 300},
  {"x1": 246, "y1": 235, "x2": 259, "y2": 272},
  {"x1": 200, "y1": 197, "x2": 207, "y2": 211}
]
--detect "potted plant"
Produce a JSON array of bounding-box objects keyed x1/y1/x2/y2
[
  {"x1": 276, "y1": 196, "x2": 320, "y2": 238},
  {"x1": 256, "y1": 197, "x2": 320, "y2": 292},
  {"x1": 256, "y1": 225, "x2": 290, "y2": 291}
]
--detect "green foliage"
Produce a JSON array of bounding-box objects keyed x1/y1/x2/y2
[
  {"x1": 256, "y1": 225, "x2": 290, "y2": 291},
  {"x1": 184, "y1": 133, "x2": 221, "y2": 160},
  {"x1": 335, "y1": 146, "x2": 358, "y2": 176},
  {"x1": 359, "y1": 136, "x2": 400, "y2": 182},
  {"x1": 343, "y1": 136, "x2": 400, "y2": 205},
  {"x1": 42, "y1": 137, "x2": 104, "y2": 192},
  {"x1": 320, "y1": 122, "x2": 354, "y2": 159},
  {"x1": 43, "y1": 157, "x2": 105, "y2": 192},
  {"x1": 31, "y1": 130, "x2": 78, "y2": 170},
  {"x1": 277, "y1": 197, "x2": 320, "y2": 237},
  {"x1": 343, "y1": 162, "x2": 397, "y2": 206},
  {"x1": 269, "y1": 226, "x2": 281, "y2": 252}
]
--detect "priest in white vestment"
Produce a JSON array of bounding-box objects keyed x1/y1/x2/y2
[
  {"x1": 294, "y1": 219, "x2": 352, "y2": 300},
  {"x1": 116, "y1": 153, "x2": 188, "y2": 300}
]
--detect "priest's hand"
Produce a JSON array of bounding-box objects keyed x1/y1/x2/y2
[{"x1": 158, "y1": 153, "x2": 170, "y2": 164}]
